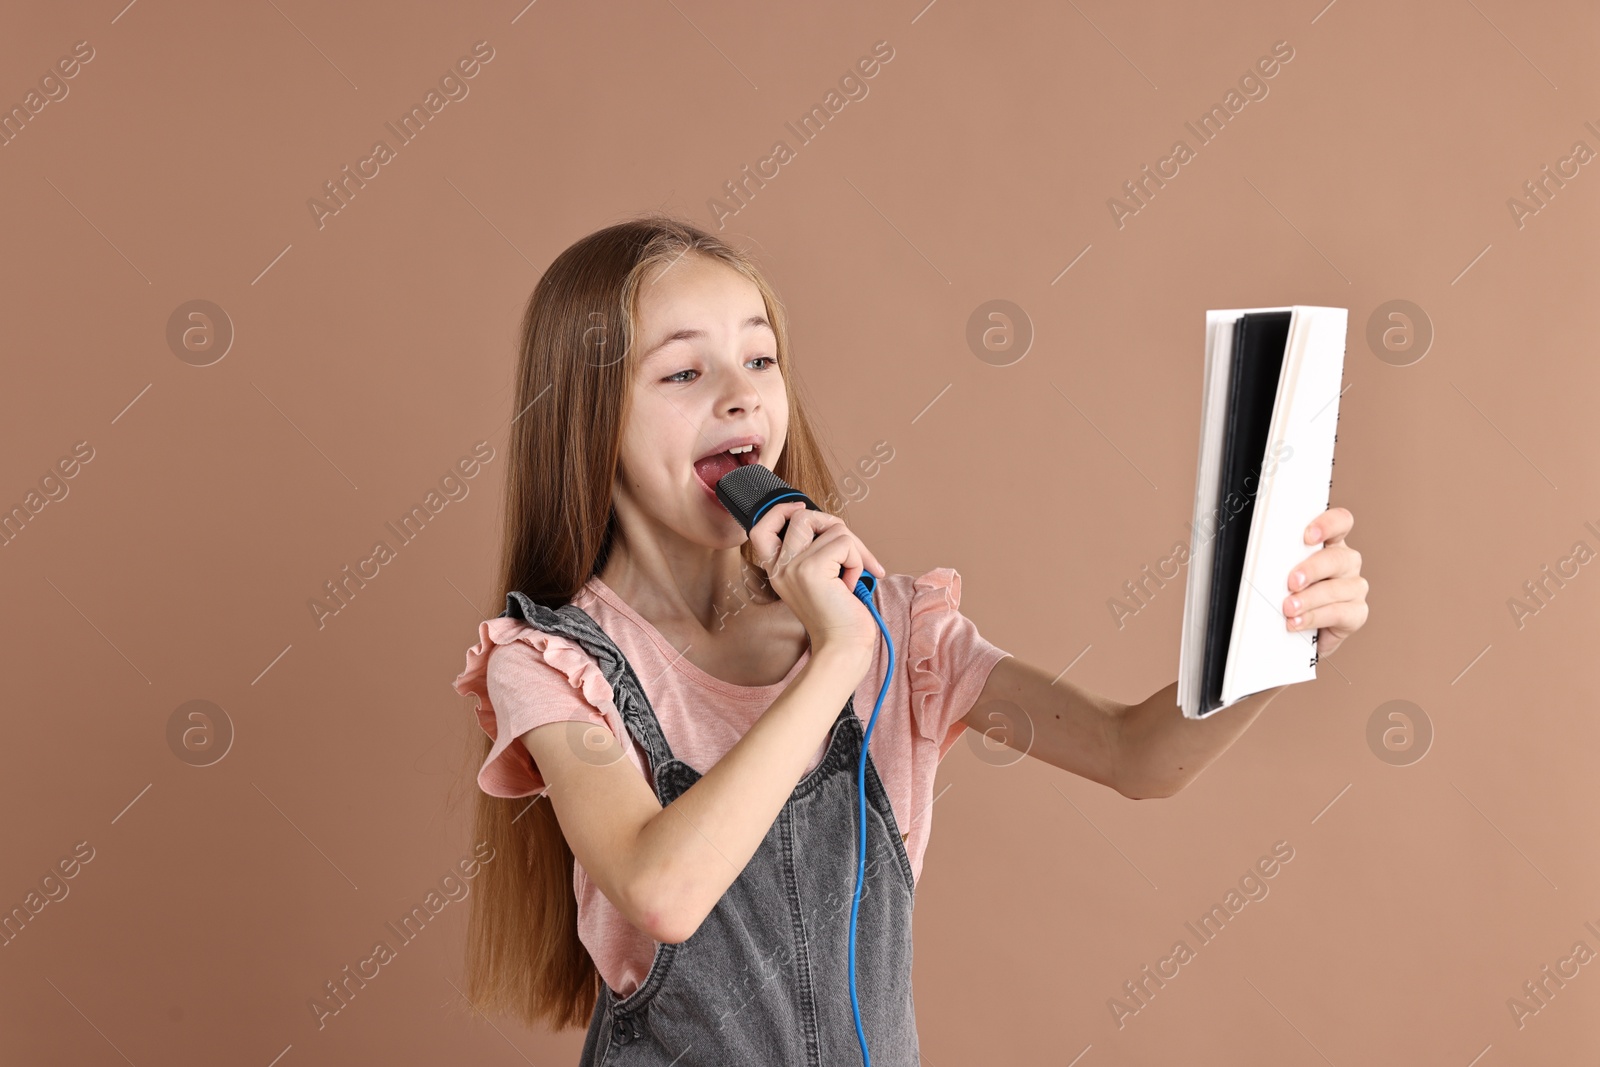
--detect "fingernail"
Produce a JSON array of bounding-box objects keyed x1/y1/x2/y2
[
  {"x1": 1292, "y1": 571, "x2": 1305, "y2": 589},
  {"x1": 1306, "y1": 526, "x2": 1321, "y2": 542}
]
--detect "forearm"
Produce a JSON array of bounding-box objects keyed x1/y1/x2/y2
[
  {"x1": 633, "y1": 643, "x2": 871, "y2": 943},
  {"x1": 1113, "y1": 681, "x2": 1286, "y2": 799}
]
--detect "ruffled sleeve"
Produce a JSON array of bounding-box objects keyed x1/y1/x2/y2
[
  {"x1": 906, "y1": 568, "x2": 1013, "y2": 757},
  {"x1": 451, "y1": 616, "x2": 622, "y2": 798}
]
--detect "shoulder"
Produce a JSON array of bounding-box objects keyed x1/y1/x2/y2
[
  {"x1": 876, "y1": 567, "x2": 983, "y2": 680},
  {"x1": 874, "y1": 566, "x2": 969, "y2": 627},
  {"x1": 452, "y1": 614, "x2": 618, "y2": 725},
  {"x1": 513, "y1": 615, "x2": 610, "y2": 684},
  {"x1": 878, "y1": 567, "x2": 1009, "y2": 743},
  {"x1": 451, "y1": 613, "x2": 621, "y2": 799}
]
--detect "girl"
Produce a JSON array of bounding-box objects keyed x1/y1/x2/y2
[{"x1": 450, "y1": 215, "x2": 1368, "y2": 1064}]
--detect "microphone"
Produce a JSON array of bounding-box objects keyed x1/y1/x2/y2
[{"x1": 714, "y1": 464, "x2": 876, "y2": 600}]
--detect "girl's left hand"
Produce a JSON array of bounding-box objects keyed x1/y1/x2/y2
[{"x1": 1283, "y1": 506, "x2": 1368, "y2": 658}]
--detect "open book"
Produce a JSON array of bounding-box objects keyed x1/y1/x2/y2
[{"x1": 1178, "y1": 306, "x2": 1348, "y2": 719}]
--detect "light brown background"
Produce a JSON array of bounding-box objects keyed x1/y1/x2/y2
[{"x1": 3, "y1": 0, "x2": 1597, "y2": 1062}]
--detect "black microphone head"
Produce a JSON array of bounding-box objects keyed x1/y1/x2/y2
[{"x1": 714, "y1": 464, "x2": 819, "y2": 534}]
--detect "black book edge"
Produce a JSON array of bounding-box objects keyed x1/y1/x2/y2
[{"x1": 1199, "y1": 311, "x2": 1293, "y2": 716}]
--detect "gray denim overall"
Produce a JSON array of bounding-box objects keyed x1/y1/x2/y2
[{"x1": 500, "y1": 591, "x2": 921, "y2": 1066}]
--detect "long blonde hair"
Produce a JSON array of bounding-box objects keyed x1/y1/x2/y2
[{"x1": 458, "y1": 213, "x2": 846, "y2": 1028}]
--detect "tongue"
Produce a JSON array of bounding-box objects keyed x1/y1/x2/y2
[{"x1": 694, "y1": 452, "x2": 739, "y2": 488}]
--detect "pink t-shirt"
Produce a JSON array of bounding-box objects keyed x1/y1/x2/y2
[{"x1": 451, "y1": 567, "x2": 1011, "y2": 997}]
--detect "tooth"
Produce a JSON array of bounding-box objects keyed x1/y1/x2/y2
[{"x1": 728, "y1": 445, "x2": 754, "y2": 454}]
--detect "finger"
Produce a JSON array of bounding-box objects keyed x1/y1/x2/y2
[
  {"x1": 757, "y1": 500, "x2": 809, "y2": 541},
  {"x1": 751, "y1": 501, "x2": 809, "y2": 569},
  {"x1": 778, "y1": 507, "x2": 837, "y2": 567},
  {"x1": 1288, "y1": 590, "x2": 1369, "y2": 637},
  {"x1": 803, "y1": 525, "x2": 861, "y2": 588},
  {"x1": 815, "y1": 522, "x2": 874, "y2": 583},
  {"x1": 848, "y1": 537, "x2": 884, "y2": 580},
  {"x1": 1287, "y1": 543, "x2": 1361, "y2": 592},
  {"x1": 767, "y1": 499, "x2": 810, "y2": 532},
  {"x1": 835, "y1": 532, "x2": 865, "y2": 591},
  {"x1": 794, "y1": 521, "x2": 849, "y2": 555},
  {"x1": 1305, "y1": 506, "x2": 1354, "y2": 546},
  {"x1": 1282, "y1": 574, "x2": 1368, "y2": 623},
  {"x1": 812, "y1": 519, "x2": 881, "y2": 579}
]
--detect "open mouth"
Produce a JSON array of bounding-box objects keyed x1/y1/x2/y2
[{"x1": 692, "y1": 443, "x2": 761, "y2": 492}]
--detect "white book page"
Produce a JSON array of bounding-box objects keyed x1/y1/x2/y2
[
  {"x1": 1179, "y1": 314, "x2": 1233, "y2": 715},
  {"x1": 1220, "y1": 305, "x2": 1347, "y2": 705},
  {"x1": 1180, "y1": 307, "x2": 1292, "y2": 718}
]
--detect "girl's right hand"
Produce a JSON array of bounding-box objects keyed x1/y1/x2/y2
[{"x1": 749, "y1": 501, "x2": 886, "y2": 662}]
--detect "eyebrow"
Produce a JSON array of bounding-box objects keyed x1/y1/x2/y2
[{"x1": 641, "y1": 315, "x2": 774, "y2": 362}]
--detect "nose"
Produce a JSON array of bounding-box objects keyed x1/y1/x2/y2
[{"x1": 715, "y1": 364, "x2": 761, "y2": 415}]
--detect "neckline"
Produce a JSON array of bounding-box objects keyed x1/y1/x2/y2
[{"x1": 583, "y1": 575, "x2": 811, "y2": 698}]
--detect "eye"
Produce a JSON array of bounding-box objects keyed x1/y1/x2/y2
[{"x1": 661, "y1": 355, "x2": 777, "y2": 384}]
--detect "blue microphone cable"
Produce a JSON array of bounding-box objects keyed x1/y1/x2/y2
[
  {"x1": 846, "y1": 571, "x2": 893, "y2": 1067},
  {"x1": 721, "y1": 474, "x2": 892, "y2": 1064}
]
